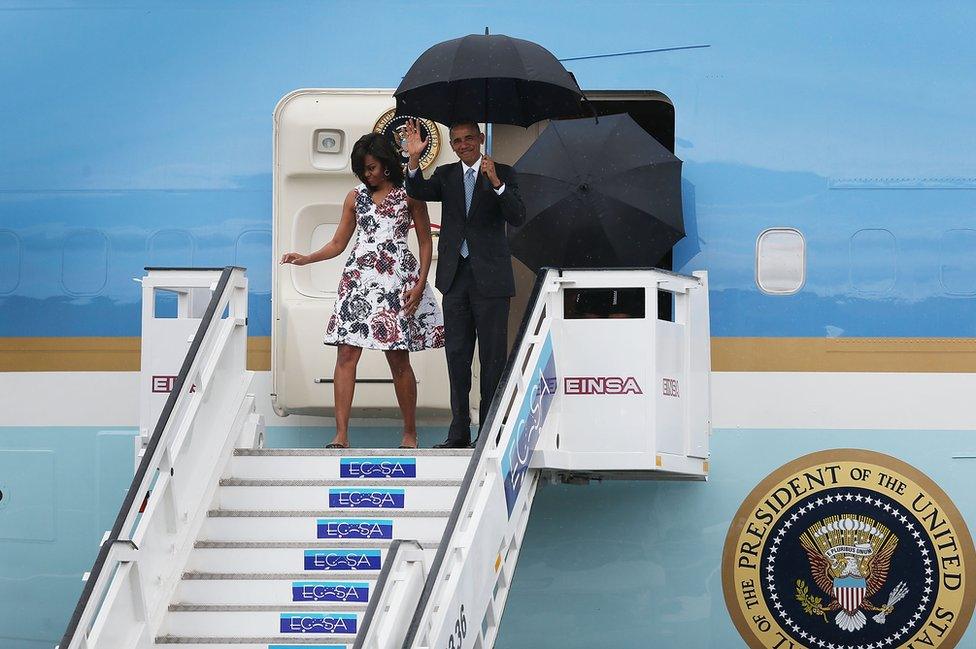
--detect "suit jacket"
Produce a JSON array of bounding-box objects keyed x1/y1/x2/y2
[{"x1": 405, "y1": 161, "x2": 526, "y2": 297}]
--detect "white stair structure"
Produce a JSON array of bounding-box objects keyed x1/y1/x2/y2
[
  {"x1": 157, "y1": 447, "x2": 468, "y2": 648},
  {"x1": 60, "y1": 266, "x2": 711, "y2": 649}
]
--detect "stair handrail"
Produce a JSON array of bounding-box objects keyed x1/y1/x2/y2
[
  {"x1": 58, "y1": 266, "x2": 250, "y2": 649},
  {"x1": 394, "y1": 266, "x2": 708, "y2": 649},
  {"x1": 401, "y1": 268, "x2": 555, "y2": 649},
  {"x1": 354, "y1": 539, "x2": 428, "y2": 649}
]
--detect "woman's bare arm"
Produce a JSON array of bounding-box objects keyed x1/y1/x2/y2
[
  {"x1": 408, "y1": 196, "x2": 433, "y2": 284},
  {"x1": 280, "y1": 190, "x2": 357, "y2": 265},
  {"x1": 403, "y1": 196, "x2": 433, "y2": 314}
]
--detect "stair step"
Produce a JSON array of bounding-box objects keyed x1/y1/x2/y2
[
  {"x1": 187, "y1": 546, "x2": 423, "y2": 573},
  {"x1": 234, "y1": 448, "x2": 473, "y2": 456},
  {"x1": 220, "y1": 478, "x2": 461, "y2": 487},
  {"x1": 202, "y1": 510, "x2": 450, "y2": 542},
  {"x1": 169, "y1": 604, "x2": 367, "y2": 612},
  {"x1": 228, "y1": 449, "x2": 471, "y2": 481},
  {"x1": 156, "y1": 640, "x2": 349, "y2": 647},
  {"x1": 217, "y1": 484, "x2": 459, "y2": 511},
  {"x1": 194, "y1": 539, "x2": 438, "y2": 549},
  {"x1": 160, "y1": 610, "x2": 362, "y2": 638},
  {"x1": 184, "y1": 572, "x2": 382, "y2": 580},
  {"x1": 177, "y1": 578, "x2": 378, "y2": 606}
]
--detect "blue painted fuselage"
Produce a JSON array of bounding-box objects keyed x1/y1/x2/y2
[
  {"x1": 1, "y1": 3, "x2": 974, "y2": 340},
  {"x1": 1, "y1": 3, "x2": 975, "y2": 649}
]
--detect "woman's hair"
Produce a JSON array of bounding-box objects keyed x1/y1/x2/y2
[{"x1": 350, "y1": 132, "x2": 404, "y2": 188}]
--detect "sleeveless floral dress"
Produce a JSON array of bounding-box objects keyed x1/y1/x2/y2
[{"x1": 324, "y1": 184, "x2": 444, "y2": 351}]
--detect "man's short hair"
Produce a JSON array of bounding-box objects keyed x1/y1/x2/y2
[{"x1": 449, "y1": 121, "x2": 481, "y2": 135}]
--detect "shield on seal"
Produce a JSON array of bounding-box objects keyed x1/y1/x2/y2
[{"x1": 833, "y1": 576, "x2": 867, "y2": 613}]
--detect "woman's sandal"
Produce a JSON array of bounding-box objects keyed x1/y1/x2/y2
[{"x1": 326, "y1": 442, "x2": 349, "y2": 449}]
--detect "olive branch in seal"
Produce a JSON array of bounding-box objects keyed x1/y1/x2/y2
[{"x1": 795, "y1": 579, "x2": 829, "y2": 622}]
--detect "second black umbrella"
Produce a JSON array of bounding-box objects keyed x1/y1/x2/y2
[{"x1": 510, "y1": 113, "x2": 684, "y2": 270}]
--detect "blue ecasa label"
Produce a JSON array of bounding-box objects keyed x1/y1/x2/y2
[
  {"x1": 329, "y1": 488, "x2": 404, "y2": 508},
  {"x1": 317, "y1": 518, "x2": 393, "y2": 539},
  {"x1": 339, "y1": 457, "x2": 417, "y2": 478},
  {"x1": 500, "y1": 334, "x2": 557, "y2": 517},
  {"x1": 292, "y1": 581, "x2": 370, "y2": 602},
  {"x1": 269, "y1": 645, "x2": 347, "y2": 649},
  {"x1": 303, "y1": 549, "x2": 382, "y2": 571},
  {"x1": 279, "y1": 612, "x2": 357, "y2": 634}
]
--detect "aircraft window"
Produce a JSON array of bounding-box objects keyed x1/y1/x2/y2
[
  {"x1": 148, "y1": 229, "x2": 193, "y2": 267},
  {"x1": 940, "y1": 228, "x2": 976, "y2": 296},
  {"x1": 850, "y1": 228, "x2": 897, "y2": 294},
  {"x1": 564, "y1": 288, "x2": 645, "y2": 319},
  {"x1": 0, "y1": 230, "x2": 20, "y2": 294},
  {"x1": 756, "y1": 228, "x2": 805, "y2": 295},
  {"x1": 61, "y1": 229, "x2": 108, "y2": 296}
]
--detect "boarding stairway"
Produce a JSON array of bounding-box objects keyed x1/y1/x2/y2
[
  {"x1": 60, "y1": 265, "x2": 711, "y2": 649},
  {"x1": 158, "y1": 447, "x2": 469, "y2": 647}
]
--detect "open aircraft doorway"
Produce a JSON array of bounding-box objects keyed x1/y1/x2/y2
[
  {"x1": 270, "y1": 89, "x2": 678, "y2": 422},
  {"x1": 271, "y1": 90, "x2": 457, "y2": 417},
  {"x1": 497, "y1": 90, "x2": 678, "y2": 339}
]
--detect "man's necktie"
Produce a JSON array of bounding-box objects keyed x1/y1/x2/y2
[{"x1": 461, "y1": 167, "x2": 475, "y2": 258}]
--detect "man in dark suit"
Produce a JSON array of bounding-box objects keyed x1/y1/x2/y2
[{"x1": 403, "y1": 119, "x2": 526, "y2": 448}]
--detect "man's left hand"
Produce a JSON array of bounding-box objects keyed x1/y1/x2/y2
[{"x1": 481, "y1": 155, "x2": 502, "y2": 189}]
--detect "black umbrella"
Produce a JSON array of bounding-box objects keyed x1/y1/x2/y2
[
  {"x1": 394, "y1": 32, "x2": 586, "y2": 128},
  {"x1": 509, "y1": 113, "x2": 684, "y2": 270}
]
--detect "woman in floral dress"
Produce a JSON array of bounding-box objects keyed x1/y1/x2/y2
[{"x1": 281, "y1": 133, "x2": 444, "y2": 448}]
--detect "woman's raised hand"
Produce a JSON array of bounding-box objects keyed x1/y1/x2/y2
[{"x1": 280, "y1": 252, "x2": 308, "y2": 265}]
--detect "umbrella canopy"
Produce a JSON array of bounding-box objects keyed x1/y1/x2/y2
[
  {"x1": 510, "y1": 113, "x2": 684, "y2": 270},
  {"x1": 394, "y1": 33, "x2": 585, "y2": 127}
]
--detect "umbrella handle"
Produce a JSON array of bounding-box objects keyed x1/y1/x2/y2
[{"x1": 484, "y1": 60, "x2": 492, "y2": 155}]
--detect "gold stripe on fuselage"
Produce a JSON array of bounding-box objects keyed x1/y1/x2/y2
[
  {"x1": 711, "y1": 337, "x2": 976, "y2": 372},
  {"x1": 0, "y1": 336, "x2": 272, "y2": 371},
  {"x1": 2, "y1": 336, "x2": 976, "y2": 372}
]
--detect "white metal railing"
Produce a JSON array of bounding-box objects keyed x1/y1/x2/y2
[
  {"x1": 58, "y1": 267, "x2": 258, "y2": 649},
  {"x1": 355, "y1": 540, "x2": 429, "y2": 649},
  {"x1": 532, "y1": 268, "x2": 711, "y2": 475},
  {"x1": 397, "y1": 267, "x2": 711, "y2": 649},
  {"x1": 401, "y1": 269, "x2": 559, "y2": 649}
]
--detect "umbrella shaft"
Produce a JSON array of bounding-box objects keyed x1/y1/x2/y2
[{"x1": 486, "y1": 122, "x2": 493, "y2": 156}]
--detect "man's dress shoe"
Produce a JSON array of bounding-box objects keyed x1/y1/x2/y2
[{"x1": 433, "y1": 439, "x2": 471, "y2": 449}]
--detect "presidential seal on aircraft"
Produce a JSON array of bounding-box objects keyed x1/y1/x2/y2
[
  {"x1": 723, "y1": 450, "x2": 976, "y2": 649},
  {"x1": 372, "y1": 108, "x2": 440, "y2": 170}
]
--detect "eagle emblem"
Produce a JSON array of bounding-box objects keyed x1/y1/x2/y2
[
  {"x1": 796, "y1": 515, "x2": 909, "y2": 632},
  {"x1": 372, "y1": 109, "x2": 440, "y2": 171}
]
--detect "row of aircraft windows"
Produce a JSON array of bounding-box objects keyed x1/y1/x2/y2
[
  {"x1": 0, "y1": 229, "x2": 272, "y2": 296},
  {"x1": 756, "y1": 227, "x2": 976, "y2": 296},
  {"x1": 1, "y1": 227, "x2": 975, "y2": 298}
]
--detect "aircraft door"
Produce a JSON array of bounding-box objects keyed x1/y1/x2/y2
[{"x1": 272, "y1": 89, "x2": 453, "y2": 417}]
